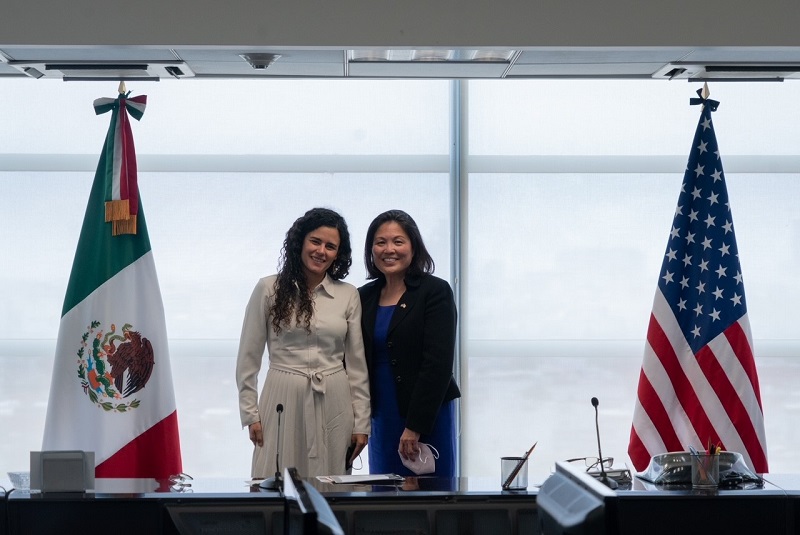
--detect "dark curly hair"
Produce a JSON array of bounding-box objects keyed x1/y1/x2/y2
[
  {"x1": 364, "y1": 209, "x2": 434, "y2": 280},
  {"x1": 271, "y1": 207, "x2": 352, "y2": 334}
]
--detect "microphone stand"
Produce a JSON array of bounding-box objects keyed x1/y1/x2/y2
[
  {"x1": 592, "y1": 397, "x2": 618, "y2": 490},
  {"x1": 259, "y1": 404, "x2": 284, "y2": 490}
]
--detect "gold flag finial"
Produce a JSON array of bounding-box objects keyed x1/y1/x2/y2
[
  {"x1": 701, "y1": 82, "x2": 710, "y2": 100},
  {"x1": 118, "y1": 81, "x2": 127, "y2": 95}
]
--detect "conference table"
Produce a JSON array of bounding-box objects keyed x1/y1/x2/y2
[
  {"x1": 3, "y1": 472, "x2": 800, "y2": 534},
  {"x1": 4, "y1": 475, "x2": 538, "y2": 535},
  {"x1": 614, "y1": 473, "x2": 799, "y2": 535}
]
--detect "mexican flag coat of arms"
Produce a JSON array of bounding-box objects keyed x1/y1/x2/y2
[{"x1": 42, "y1": 89, "x2": 182, "y2": 478}]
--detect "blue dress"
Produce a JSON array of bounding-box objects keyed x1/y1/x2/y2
[{"x1": 368, "y1": 305, "x2": 456, "y2": 477}]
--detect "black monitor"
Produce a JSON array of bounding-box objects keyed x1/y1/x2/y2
[
  {"x1": 537, "y1": 461, "x2": 616, "y2": 535},
  {"x1": 283, "y1": 467, "x2": 344, "y2": 535}
]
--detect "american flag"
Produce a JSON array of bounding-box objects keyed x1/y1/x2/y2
[{"x1": 628, "y1": 87, "x2": 768, "y2": 474}]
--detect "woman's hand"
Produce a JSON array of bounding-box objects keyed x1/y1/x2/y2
[
  {"x1": 402, "y1": 476, "x2": 420, "y2": 491},
  {"x1": 350, "y1": 433, "x2": 369, "y2": 463},
  {"x1": 248, "y1": 421, "x2": 263, "y2": 447},
  {"x1": 398, "y1": 428, "x2": 421, "y2": 460}
]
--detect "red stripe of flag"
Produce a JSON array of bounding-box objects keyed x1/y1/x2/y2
[
  {"x1": 627, "y1": 426, "x2": 648, "y2": 469},
  {"x1": 635, "y1": 349, "x2": 682, "y2": 451},
  {"x1": 696, "y1": 341, "x2": 767, "y2": 470},
  {"x1": 117, "y1": 98, "x2": 139, "y2": 215},
  {"x1": 725, "y1": 321, "x2": 763, "y2": 407},
  {"x1": 647, "y1": 313, "x2": 718, "y2": 443},
  {"x1": 117, "y1": 100, "x2": 130, "y2": 203},
  {"x1": 629, "y1": 366, "x2": 681, "y2": 470},
  {"x1": 95, "y1": 411, "x2": 182, "y2": 478}
]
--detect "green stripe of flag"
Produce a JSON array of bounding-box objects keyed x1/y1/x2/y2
[{"x1": 61, "y1": 127, "x2": 151, "y2": 316}]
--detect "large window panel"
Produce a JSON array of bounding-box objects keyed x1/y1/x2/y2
[
  {"x1": 465, "y1": 172, "x2": 800, "y2": 341},
  {"x1": 464, "y1": 79, "x2": 800, "y2": 484},
  {"x1": 0, "y1": 79, "x2": 450, "y2": 155},
  {"x1": 466, "y1": 173, "x2": 673, "y2": 341},
  {"x1": 1, "y1": 169, "x2": 451, "y2": 476},
  {"x1": 0, "y1": 77, "x2": 452, "y2": 477},
  {"x1": 139, "y1": 171, "x2": 453, "y2": 340},
  {"x1": 4, "y1": 75, "x2": 800, "y2": 486},
  {"x1": 468, "y1": 80, "x2": 800, "y2": 156},
  {"x1": 464, "y1": 170, "x2": 800, "y2": 482}
]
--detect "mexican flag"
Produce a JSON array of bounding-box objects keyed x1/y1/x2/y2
[{"x1": 42, "y1": 90, "x2": 182, "y2": 478}]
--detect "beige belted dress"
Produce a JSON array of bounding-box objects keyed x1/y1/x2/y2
[{"x1": 236, "y1": 274, "x2": 371, "y2": 478}]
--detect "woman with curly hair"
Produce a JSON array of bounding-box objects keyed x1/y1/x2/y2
[{"x1": 236, "y1": 207, "x2": 370, "y2": 479}]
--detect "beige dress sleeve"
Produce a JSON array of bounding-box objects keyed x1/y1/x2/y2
[
  {"x1": 235, "y1": 275, "x2": 275, "y2": 428},
  {"x1": 341, "y1": 283, "x2": 371, "y2": 435}
]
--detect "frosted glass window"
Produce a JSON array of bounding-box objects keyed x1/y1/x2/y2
[
  {"x1": 0, "y1": 79, "x2": 449, "y2": 155},
  {"x1": 0, "y1": 169, "x2": 451, "y2": 476},
  {"x1": 3, "y1": 75, "x2": 800, "y2": 485},
  {"x1": 464, "y1": 80, "x2": 800, "y2": 484},
  {"x1": 0, "y1": 77, "x2": 451, "y2": 477},
  {"x1": 468, "y1": 80, "x2": 800, "y2": 156}
]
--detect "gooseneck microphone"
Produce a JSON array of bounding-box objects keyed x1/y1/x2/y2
[
  {"x1": 591, "y1": 397, "x2": 618, "y2": 489},
  {"x1": 259, "y1": 403, "x2": 284, "y2": 490}
]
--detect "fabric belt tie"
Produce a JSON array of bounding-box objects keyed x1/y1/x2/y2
[{"x1": 269, "y1": 362, "x2": 344, "y2": 458}]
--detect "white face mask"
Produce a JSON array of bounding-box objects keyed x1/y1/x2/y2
[{"x1": 399, "y1": 443, "x2": 439, "y2": 475}]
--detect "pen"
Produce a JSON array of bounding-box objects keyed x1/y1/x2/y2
[
  {"x1": 502, "y1": 441, "x2": 537, "y2": 490},
  {"x1": 706, "y1": 439, "x2": 721, "y2": 455},
  {"x1": 688, "y1": 445, "x2": 709, "y2": 480}
]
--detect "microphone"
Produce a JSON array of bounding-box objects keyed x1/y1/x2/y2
[
  {"x1": 591, "y1": 397, "x2": 618, "y2": 489},
  {"x1": 259, "y1": 403, "x2": 284, "y2": 490}
]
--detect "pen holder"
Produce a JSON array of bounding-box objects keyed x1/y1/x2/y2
[
  {"x1": 501, "y1": 456, "x2": 528, "y2": 490},
  {"x1": 690, "y1": 453, "x2": 719, "y2": 489}
]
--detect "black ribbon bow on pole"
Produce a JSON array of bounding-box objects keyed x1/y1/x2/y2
[{"x1": 689, "y1": 85, "x2": 720, "y2": 111}]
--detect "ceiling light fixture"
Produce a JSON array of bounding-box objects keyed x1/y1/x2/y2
[
  {"x1": 348, "y1": 49, "x2": 516, "y2": 63},
  {"x1": 411, "y1": 50, "x2": 454, "y2": 62},
  {"x1": 240, "y1": 53, "x2": 282, "y2": 70}
]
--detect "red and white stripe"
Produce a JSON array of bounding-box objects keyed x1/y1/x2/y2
[{"x1": 629, "y1": 288, "x2": 768, "y2": 473}]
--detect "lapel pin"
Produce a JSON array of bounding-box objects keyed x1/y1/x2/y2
[{"x1": 400, "y1": 303, "x2": 407, "y2": 308}]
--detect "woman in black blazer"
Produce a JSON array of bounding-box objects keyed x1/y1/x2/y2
[{"x1": 359, "y1": 210, "x2": 461, "y2": 477}]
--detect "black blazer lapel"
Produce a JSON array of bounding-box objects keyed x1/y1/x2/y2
[{"x1": 387, "y1": 277, "x2": 421, "y2": 335}]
